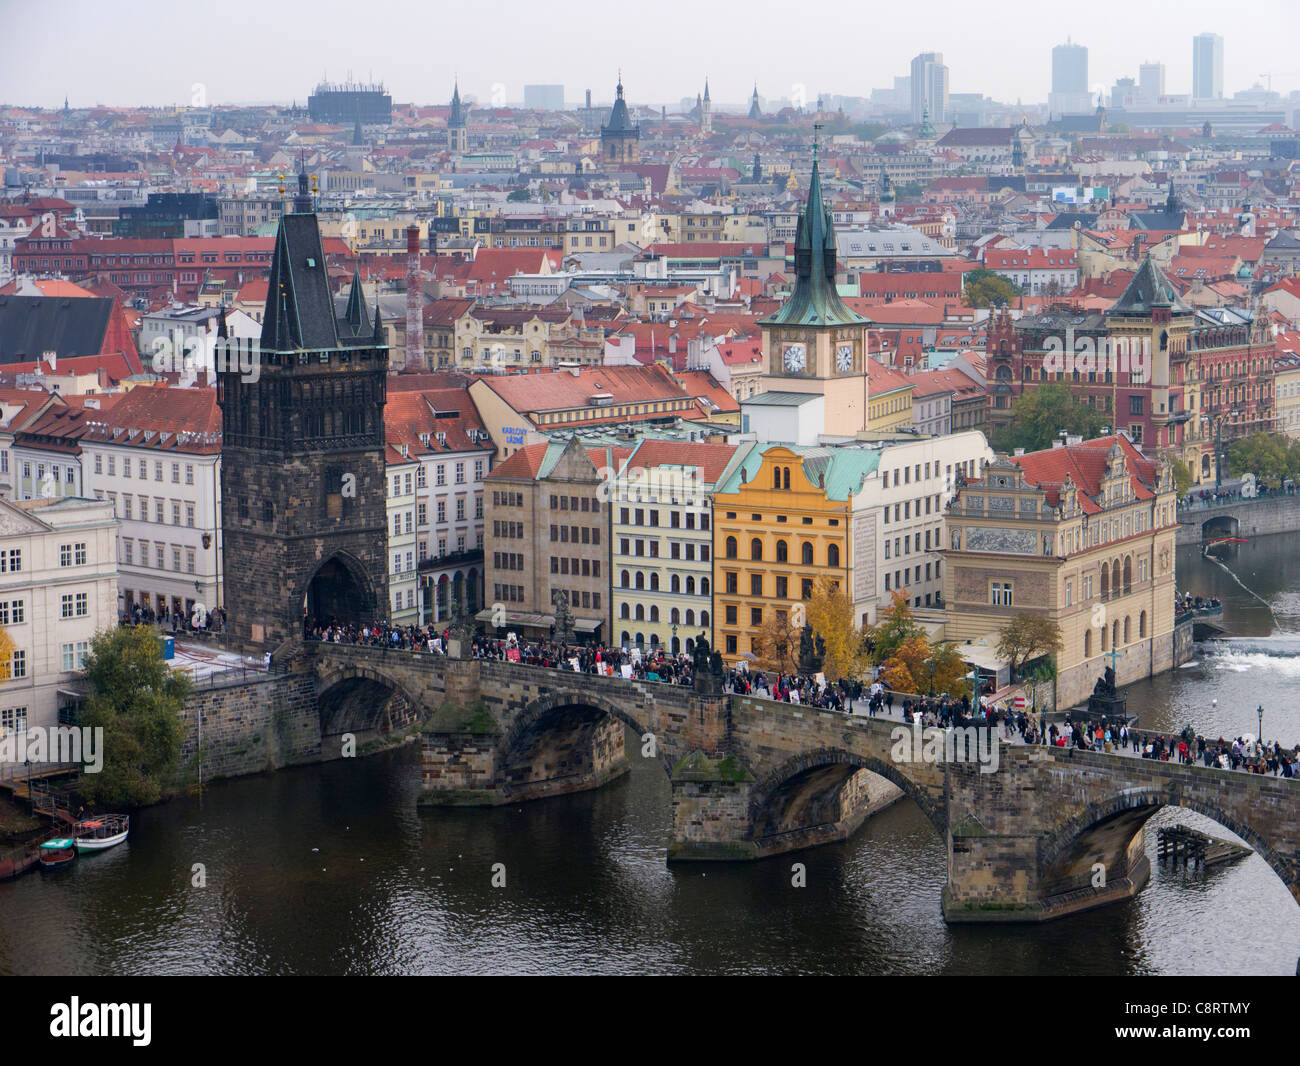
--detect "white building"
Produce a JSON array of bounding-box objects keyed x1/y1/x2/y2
[
  {"x1": 80, "y1": 385, "x2": 222, "y2": 623},
  {"x1": 0, "y1": 496, "x2": 117, "y2": 734},
  {"x1": 386, "y1": 445, "x2": 419, "y2": 624}
]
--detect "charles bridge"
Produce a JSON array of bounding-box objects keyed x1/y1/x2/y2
[{"x1": 180, "y1": 638, "x2": 1300, "y2": 923}]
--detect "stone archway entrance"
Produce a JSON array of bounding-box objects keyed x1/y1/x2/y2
[{"x1": 306, "y1": 554, "x2": 375, "y2": 629}]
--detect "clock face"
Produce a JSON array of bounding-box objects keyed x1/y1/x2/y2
[
  {"x1": 783, "y1": 344, "x2": 807, "y2": 373},
  {"x1": 836, "y1": 344, "x2": 854, "y2": 372}
]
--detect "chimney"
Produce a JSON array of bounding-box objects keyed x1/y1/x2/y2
[
  {"x1": 403, "y1": 224, "x2": 422, "y2": 371},
  {"x1": 43, "y1": 349, "x2": 56, "y2": 371}
]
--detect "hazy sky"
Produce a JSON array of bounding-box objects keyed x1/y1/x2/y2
[{"x1": 2, "y1": 0, "x2": 1296, "y2": 110}]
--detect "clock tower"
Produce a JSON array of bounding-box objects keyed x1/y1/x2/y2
[{"x1": 756, "y1": 130, "x2": 872, "y2": 436}]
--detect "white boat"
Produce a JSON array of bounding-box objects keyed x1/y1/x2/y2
[{"x1": 73, "y1": 814, "x2": 129, "y2": 852}]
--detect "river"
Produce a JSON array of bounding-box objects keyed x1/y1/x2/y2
[{"x1": 2, "y1": 536, "x2": 1297, "y2": 976}]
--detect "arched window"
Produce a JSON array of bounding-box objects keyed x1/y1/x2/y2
[
  {"x1": 635, "y1": 572, "x2": 645, "y2": 590},
  {"x1": 700, "y1": 577, "x2": 710, "y2": 596},
  {"x1": 772, "y1": 466, "x2": 781, "y2": 489},
  {"x1": 783, "y1": 467, "x2": 790, "y2": 490},
  {"x1": 620, "y1": 603, "x2": 630, "y2": 619},
  {"x1": 827, "y1": 544, "x2": 840, "y2": 568},
  {"x1": 776, "y1": 540, "x2": 788, "y2": 563},
  {"x1": 1112, "y1": 558, "x2": 1122, "y2": 598},
  {"x1": 650, "y1": 573, "x2": 660, "y2": 591},
  {"x1": 636, "y1": 632, "x2": 645, "y2": 647},
  {"x1": 685, "y1": 609, "x2": 695, "y2": 625},
  {"x1": 1084, "y1": 630, "x2": 1091, "y2": 657},
  {"x1": 1139, "y1": 610, "x2": 1147, "y2": 638},
  {"x1": 1123, "y1": 556, "x2": 1132, "y2": 594},
  {"x1": 1100, "y1": 562, "x2": 1109, "y2": 600},
  {"x1": 725, "y1": 536, "x2": 737, "y2": 559},
  {"x1": 700, "y1": 610, "x2": 710, "y2": 627},
  {"x1": 671, "y1": 637, "x2": 680, "y2": 655},
  {"x1": 670, "y1": 607, "x2": 680, "y2": 624},
  {"x1": 801, "y1": 542, "x2": 814, "y2": 565},
  {"x1": 650, "y1": 606, "x2": 660, "y2": 623},
  {"x1": 621, "y1": 569, "x2": 630, "y2": 588},
  {"x1": 1112, "y1": 618, "x2": 1119, "y2": 648},
  {"x1": 621, "y1": 630, "x2": 630, "y2": 645},
  {"x1": 635, "y1": 604, "x2": 645, "y2": 621},
  {"x1": 751, "y1": 538, "x2": 763, "y2": 561},
  {"x1": 1123, "y1": 616, "x2": 1130, "y2": 643},
  {"x1": 670, "y1": 574, "x2": 680, "y2": 594}
]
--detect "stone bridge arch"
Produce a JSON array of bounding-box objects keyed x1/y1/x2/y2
[
  {"x1": 749, "y1": 747, "x2": 946, "y2": 836},
  {"x1": 494, "y1": 688, "x2": 656, "y2": 800},
  {"x1": 1038, "y1": 786, "x2": 1298, "y2": 907},
  {"x1": 1202, "y1": 514, "x2": 1240, "y2": 541},
  {"x1": 315, "y1": 660, "x2": 424, "y2": 743}
]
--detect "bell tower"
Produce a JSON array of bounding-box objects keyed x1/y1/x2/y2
[{"x1": 756, "y1": 127, "x2": 872, "y2": 435}]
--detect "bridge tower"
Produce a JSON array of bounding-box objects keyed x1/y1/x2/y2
[{"x1": 217, "y1": 169, "x2": 389, "y2": 652}]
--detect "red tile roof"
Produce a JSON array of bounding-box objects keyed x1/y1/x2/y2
[{"x1": 1010, "y1": 434, "x2": 1157, "y2": 514}]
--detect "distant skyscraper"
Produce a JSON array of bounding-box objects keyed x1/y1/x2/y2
[
  {"x1": 1192, "y1": 33, "x2": 1224, "y2": 100},
  {"x1": 1139, "y1": 62, "x2": 1166, "y2": 103},
  {"x1": 910, "y1": 52, "x2": 948, "y2": 123},
  {"x1": 1049, "y1": 38, "x2": 1091, "y2": 115},
  {"x1": 523, "y1": 85, "x2": 565, "y2": 111}
]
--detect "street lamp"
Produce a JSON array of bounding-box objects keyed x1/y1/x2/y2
[{"x1": 1258, "y1": 704, "x2": 1264, "y2": 746}]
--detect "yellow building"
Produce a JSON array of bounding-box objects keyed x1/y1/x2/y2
[
  {"x1": 1275, "y1": 352, "x2": 1300, "y2": 439},
  {"x1": 942, "y1": 434, "x2": 1178, "y2": 708},
  {"x1": 867, "y1": 359, "x2": 915, "y2": 433}
]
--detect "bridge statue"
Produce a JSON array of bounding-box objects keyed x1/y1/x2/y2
[
  {"x1": 551, "y1": 590, "x2": 575, "y2": 646},
  {"x1": 446, "y1": 598, "x2": 474, "y2": 660},
  {"x1": 797, "y1": 624, "x2": 825, "y2": 677},
  {"x1": 1087, "y1": 664, "x2": 1127, "y2": 721},
  {"x1": 693, "y1": 633, "x2": 723, "y2": 696}
]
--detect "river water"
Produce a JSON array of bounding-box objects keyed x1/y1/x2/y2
[{"x1": 2, "y1": 537, "x2": 1297, "y2": 976}]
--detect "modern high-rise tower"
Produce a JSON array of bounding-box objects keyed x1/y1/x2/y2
[
  {"x1": 1192, "y1": 33, "x2": 1224, "y2": 100},
  {"x1": 909, "y1": 52, "x2": 949, "y2": 124},
  {"x1": 1139, "y1": 62, "x2": 1166, "y2": 103},
  {"x1": 1050, "y1": 38, "x2": 1091, "y2": 115}
]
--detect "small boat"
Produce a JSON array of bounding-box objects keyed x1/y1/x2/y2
[
  {"x1": 38, "y1": 838, "x2": 77, "y2": 869},
  {"x1": 73, "y1": 814, "x2": 129, "y2": 853},
  {"x1": 0, "y1": 844, "x2": 40, "y2": 880}
]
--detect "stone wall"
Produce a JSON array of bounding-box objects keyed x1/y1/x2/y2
[
  {"x1": 1175, "y1": 495, "x2": 1300, "y2": 546},
  {"x1": 177, "y1": 672, "x2": 321, "y2": 785}
]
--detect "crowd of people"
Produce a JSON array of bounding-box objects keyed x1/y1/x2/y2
[
  {"x1": 1175, "y1": 592, "x2": 1221, "y2": 613},
  {"x1": 122, "y1": 601, "x2": 226, "y2": 635},
  {"x1": 301, "y1": 616, "x2": 1296, "y2": 778}
]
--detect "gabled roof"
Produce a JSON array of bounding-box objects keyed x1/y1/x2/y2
[
  {"x1": 1109, "y1": 257, "x2": 1191, "y2": 316},
  {"x1": 261, "y1": 212, "x2": 341, "y2": 351},
  {"x1": 1010, "y1": 434, "x2": 1158, "y2": 514}
]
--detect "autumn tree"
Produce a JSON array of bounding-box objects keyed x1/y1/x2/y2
[
  {"x1": 880, "y1": 635, "x2": 929, "y2": 694},
  {"x1": 804, "y1": 576, "x2": 866, "y2": 681},
  {"x1": 922, "y1": 641, "x2": 972, "y2": 698},
  {"x1": 996, "y1": 613, "x2": 1063, "y2": 679},
  {"x1": 754, "y1": 611, "x2": 800, "y2": 675}
]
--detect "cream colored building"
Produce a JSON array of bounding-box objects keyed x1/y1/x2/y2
[
  {"x1": 942, "y1": 435, "x2": 1178, "y2": 708},
  {"x1": 0, "y1": 496, "x2": 118, "y2": 734}
]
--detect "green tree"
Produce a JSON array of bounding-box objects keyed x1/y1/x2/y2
[
  {"x1": 1227, "y1": 432, "x2": 1291, "y2": 489},
  {"x1": 995, "y1": 613, "x2": 1063, "y2": 680},
  {"x1": 78, "y1": 626, "x2": 192, "y2": 807},
  {"x1": 507, "y1": 188, "x2": 531, "y2": 202},
  {"x1": 922, "y1": 641, "x2": 972, "y2": 698},
  {"x1": 864, "y1": 590, "x2": 923, "y2": 666},
  {"x1": 1170, "y1": 457, "x2": 1193, "y2": 497},
  {"x1": 963, "y1": 267, "x2": 1021, "y2": 308},
  {"x1": 991, "y1": 382, "x2": 1108, "y2": 453}
]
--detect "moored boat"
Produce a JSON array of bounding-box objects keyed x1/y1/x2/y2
[
  {"x1": 38, "y1": 838, "x2": 76, "y2": 869},
  {"x1": 0, "y1": 843, "x2": 40, "y2": 879},
  {"x1": 73, "y1": 814, "x2": 129, "y2": 853}
]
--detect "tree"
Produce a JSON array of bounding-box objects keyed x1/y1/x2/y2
[
  {"x1": 864, "y1": 590, "x2": 923, "y2": 666},
  {"x1": 922, "y1": 641, "x2": 972, "y2": 698},
  {"x1": 880, "y1": 634, "x2": 929, "y2": 694},
  {"x1": 991, "y1": 382, "x2": 1108, "y2": 454},
  {"x1": 77, "y1": 626, "x2": 192, "y2": 808},
  {"x1": 804, "y1": 577, "x2": 865, "y2": 681},
  {"x1": 1023, "y1": 658, "x2": 1058, "y2": 713},
  {"x1": 1170, "y1": 457, "x2": 1193, "y2": 497},
  {"x1": 995, "y1": 613, "x2": 1063, "y2": 679},
  {"x1": 506, "y1": 188, "x2": 531, "y2": 202},
  {"x1": 1227, "y1": 432, "x2": 1292, "y2": 489},
  {"x1": 754, "y1": 611, "x2": 800, "y2": 675},
  {"x1": 963, "y1": 267, "x2": 1021, "y2": 308}
]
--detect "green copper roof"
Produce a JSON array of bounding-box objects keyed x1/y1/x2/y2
[
  {"x1": 759, "y1": 146, "x2": 869, "y2": 330},
  {"x1": 1110, "y1": 256, "x2": 1192, "y2": 316},
  {"x1": 717, "y1": 443, "x2": 880, "y2": 500}
]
